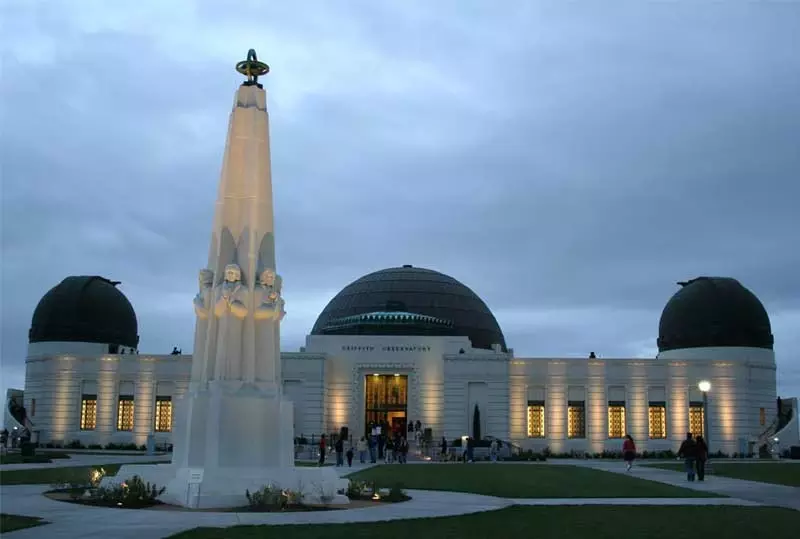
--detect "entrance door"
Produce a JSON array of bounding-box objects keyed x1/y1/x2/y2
[{"x1": 364, "y1": 374, "x2": 408, "y2": 436}]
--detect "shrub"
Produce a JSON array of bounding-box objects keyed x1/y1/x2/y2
[
  {"x1": 67, "y1": 440, "x2": 85, "y2": 449},
  {"x1": 386, "y1": 483, "x2": 407, "y2": 502},
  {"x1": 92, "y1": 475, "x2": 165, "y2": 508},
  {"x1": 88, "y1": 444, "x2": 103, "y2": 450},
  {"x1": 245, "y1": 484, "x2": 290, "y2": 510},
  {"x1": 346, "y1": 480, "x2": 368, "y2": 499}
]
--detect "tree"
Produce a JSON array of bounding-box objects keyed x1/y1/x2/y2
[{"x1": 472, "y1": 404, "x2": 481, "y2": 441}]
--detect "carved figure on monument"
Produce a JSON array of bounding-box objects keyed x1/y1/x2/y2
[
  {"x1": 214, "y1": 263, "x2": 249, "y2": 379},
  {"x1": 193, "y1": 269, "x2": 215, "y2": 319},
  {"x1": 254, "y1": 268, "x2": 283, "y2": 321}
]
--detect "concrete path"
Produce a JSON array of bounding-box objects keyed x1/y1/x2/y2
[
  {"x1": 560, "y1": 459, "x2": 800, "y2": 511},
  {"x1": 0, "y1": 457, "x2": 790, "y2": 538}
]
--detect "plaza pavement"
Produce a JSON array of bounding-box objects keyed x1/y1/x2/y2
[{"x1": 0, "y1": 457, "x2": 794, "y2": 539}]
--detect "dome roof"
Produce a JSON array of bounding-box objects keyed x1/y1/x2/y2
[
  {"x1": 311, "y1": 265, "x2": 507, "y2": 351},
  {"x1": 657, "y1": 276, "x2": 773, "y2": 353},
  {"x1": 29, "y1": 276, "x2": 139, "y2": 348}
]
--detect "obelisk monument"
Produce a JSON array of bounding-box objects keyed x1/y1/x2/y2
[{"x1": 105, "y1": 50, "x2": 347, "y2": 508}]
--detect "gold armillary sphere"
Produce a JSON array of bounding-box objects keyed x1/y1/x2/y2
[{"x1": 236, "y1": 49, "x2": 270, "y2": 83}]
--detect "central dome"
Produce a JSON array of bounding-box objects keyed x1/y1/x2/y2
[{"x1": 311, "y1": 265, "x2": 507, "y2": 351}]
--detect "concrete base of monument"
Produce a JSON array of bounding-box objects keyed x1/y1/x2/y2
[{"x1": 101, "y1": 463, "x2": 350, "y2": 509}]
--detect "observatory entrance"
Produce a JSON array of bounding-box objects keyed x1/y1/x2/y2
[{"x1": 364, "y1": 374, "x2": 408, "y2": 436}]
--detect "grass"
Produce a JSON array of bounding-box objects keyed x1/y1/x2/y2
[
  {"x1": 165, "y1": 505, "x2": 800, "y2": 538},
  {"x1": 346, "y1": 464, "x2": 720, "y2": 498},
  {"x1": 0, "y1": 452, "x2": 72, "y2": 464},
  {"x1": 0, "y1": 460, "x2": 329, "y2": 485},
  {"x1": 0, "y1": 513, "x2": 47, "y2": 533},
  {"x1": 0, "y1": 461, "x2": 165, "y2": 486},
  {"x1": 646, "y1": 462, "x2": 800, "y2": 487}
]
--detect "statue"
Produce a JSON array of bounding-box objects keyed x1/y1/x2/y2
[
  {"x1": 254, "y1": 268, "x2": 282, "y2": 321},
  {"x1": 213, "y1": 264, "x2": 249, "y2": 379},
  {"x1": 194, "y1": 269, "x2": 214, "y2": 319},
  {"x1": 254, "y1": 267, "x2": 285, "y2": 382}
]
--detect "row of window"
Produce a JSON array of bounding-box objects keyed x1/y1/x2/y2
[
  {"x1": 79, "y1": 395, "x2": 173, "y2": 432},
  {"x1": 526, "y1": 400, "x2": 706, "y2": 439}
]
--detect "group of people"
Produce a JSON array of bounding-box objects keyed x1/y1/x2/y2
[
  {"x1": 622, "y1": 432, "x2": 710, "y2": 481},
  {"x1": 317, "y1": 431, "x2": 411, "y2": 467}
]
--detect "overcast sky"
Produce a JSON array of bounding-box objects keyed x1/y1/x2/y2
[{"x1": 2, "y1": 1, "x2": 799, "y2": 401}]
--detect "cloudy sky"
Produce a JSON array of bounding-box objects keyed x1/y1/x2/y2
[{"x1": 2, "y1": 1, "x2": 799, "y2": 400}]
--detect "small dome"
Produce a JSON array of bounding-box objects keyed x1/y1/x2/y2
[
  {"x1": 657, "y1": 276, "x2": 773, "y2": 353},
  {"x1": 29, "y1": 276, "x2": 139, "y2": 348},
  {"x1": 311, "y1": 266, "x2": 507, "y2": 351}
]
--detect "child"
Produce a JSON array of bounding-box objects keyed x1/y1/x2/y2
[
  {"x1": 346, "y1": 445, "x2": 354, "y2": 467},
  {"x1": 622, "y1": 434, "x2": 636, "y2": 472}
]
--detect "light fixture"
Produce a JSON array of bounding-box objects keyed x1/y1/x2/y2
[
  {"x1": 394, "y1": 373, "x2": 400, "y2": 377},
  {"x1": 373, "y1": 373, "x2": 380, "y2": 378},
  {"x1": 698, "y1": 380, "x2": 711, "y2": 393}
]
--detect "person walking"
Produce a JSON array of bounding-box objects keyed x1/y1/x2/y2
[
  {"x1": 318, "y1": 434, "x2": 327, "y2": 466},
  {"x1": 677, "y1": 432, "x2": 698, "y2": 481},
  {"x1": 695, "y1": 435, "x2": 709, "y2": 481},
  {"x1": 369, "y1": 434, "x2": 377, "y2": 463},
  {"x1": 440, "y1": 436, "x2": 448, "y2": 462},
  {"x1": 489, "y1": 439, "x2": 498, "y2": 462},
  {"x1": 334, "y1": 436, "x2": 344, "y2": 467},
  {"x1": 622, "y1": 435, "x2": 636, "y2": 472},
  {"x1": 357, "y1": 436, "x2": 368, "y2": 464},
  {"x1": 346, "y1": 444, "x2": 354, "y2": 467},
  {"x1": 400, "y1": 436, "x2": 409, "y2": 463}
]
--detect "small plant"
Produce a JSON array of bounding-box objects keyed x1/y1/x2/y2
[
  {"x1": 90, "y1": 467, "x2": 106, "y2": 487},
  {"x1": 346, "y1": 480, "x2": 367, "y2": 498},
  {"x1": 386, "y1": 483, "x2": 406, "y2": 502},
  {"x1": 245, "y1": 484, "x2": 290, "y2": 510},
  {"x1": 92, "y1": 475, "x2": 165, "y2": 507}
]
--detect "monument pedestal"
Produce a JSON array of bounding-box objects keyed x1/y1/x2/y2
[{"x1": 102, "y1": 382, "x2": 349, "y2": 508}]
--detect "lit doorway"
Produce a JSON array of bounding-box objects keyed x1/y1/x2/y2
[{"x1": 364, "y1": 374, "x2": 408, "y2": 436}]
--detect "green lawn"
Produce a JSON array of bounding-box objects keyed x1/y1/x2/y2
[
  {"x1": 0, "y1": 513, "x2": 47, "y2": 533},
  {"x1": 646, "y1": 462, "x2": 800, "y2": 487},
  {"x1": 346, "y1": 464, "x2": 719, "y2": 498},
  {"x1": 166, "y1": 505, "x2": 800, "y2": 539},
  {"x1": 0, "y1": 452, "x2": 72, "y2": 465},
  {"x1": 0, "y1": 461, "x2": 166, "y2": 486},
  {"x1": 0, "y1": 461, "x2": 328, "y2": 485}
]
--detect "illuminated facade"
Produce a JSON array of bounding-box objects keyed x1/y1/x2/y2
[{"x1": 10, "y1": 273, "x2": 789, "y2": 457}]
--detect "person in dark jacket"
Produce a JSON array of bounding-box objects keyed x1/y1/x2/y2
[
  {"x1": 334, "y1": 437, "x2": 345, "y2": 467},
  {"x1": 695, "y1": 435, "x2": 709, "y2": 481},
  {"x1": 677, "y1": 432, "x2": 697, "y2": 481},
  {"x1": 318, "y1": 434, "x2": 327, "y2": 466},
  {"x1": 440, "y1": 436, "x2": 448, "y2": 462}
]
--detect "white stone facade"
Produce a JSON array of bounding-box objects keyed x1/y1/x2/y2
[{"x1": 20, "y1": 338, "x2": 778, "y2": 456}]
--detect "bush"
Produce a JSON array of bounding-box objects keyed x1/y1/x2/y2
[
  {"x1": 386, "y1": 483, "x2": 407, "y2": 502},
  {"x1": 245, "y1": 484, "x2": 299, "y2": 510},
  {"x1": 346, "y1": 480, "x2": 368, "y2": 499},
  {"x1": 92, "y1": 475, "x2": 165, "y2": 508},
  {"x1": 88, "y1": 444, "x2": 103, "y2": 450},
  {"x1": 67, "y1": 440, "x2": 85, "y2": 449},
  {"x1": 103, "y1": 442, "x2": 140, "y2": 451}
]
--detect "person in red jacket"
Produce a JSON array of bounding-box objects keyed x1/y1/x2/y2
[{"x1": 622, "y1": 434, "x2": 636, "y2": 472}]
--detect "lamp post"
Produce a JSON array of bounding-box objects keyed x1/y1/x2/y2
[{"x1": 698, "y1": 380, "x2": 711, "y2": 454}]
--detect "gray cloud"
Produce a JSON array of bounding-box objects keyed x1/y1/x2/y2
[{"x1": 2, "y1": 1, "x2": 798, "y2": 399}]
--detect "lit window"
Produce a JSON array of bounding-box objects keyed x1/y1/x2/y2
[
  {"x1": 568, "y1": 401, "x2": 586, "y2": 438},
  {"x1": 80, "y1": 394, "x2": 97, "y2": 430},
  {"x1": 154, "y1": 396, "x2": 172, "y2": 432},
  {"x1": 648, "y1": 402, "x2": 667, "y2": 439},
  {"x1": 759, "y1": 407, "x2": 765, "y2": 426},
  {"x1": 689, "y1": 402, "x2": 704, "y2": 437},
  {"x1": 117, "y1": 396, "x2": 135, "y2": 431},
  {"x1": 527, "y1": 401, "x2": 545, "y2": 438},
  {"x1": 608, "y1": 401, "x2": 626, "y2": 438}
]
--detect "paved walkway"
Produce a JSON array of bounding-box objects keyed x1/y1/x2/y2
[
  {"x1": 558, "y1": 459, "x2": 800, "y2": 511},
  {"x1": 0, "y1": 453, "x2": 172, "y2": 471},
  {"x1": 0, "y1": 457, "x2": 792, "y2": 538}
]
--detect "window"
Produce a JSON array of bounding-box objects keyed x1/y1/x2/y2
[
  {"x1": 527, "y1": 401, "x2": 545, "y2": 438},
  {"x1": 80, "y1": 394, "x2": 97, "y2": 430},
  {"x1": 608, "y1": 401, "x2": 626, "y2": 438},
  {"x1": 760, "y1": 407, "x2": 766, "y2": 426},
  {"x1": 117, "y1": 395, "x2": 135, "y2": 431},
  {"x1": 31, "y1": 399, "x2": 36, "y2": 417},
  {"x1": 689, "y1": 402, "x2": 704, "y2": 437},
  {"x1": 568, "y1": 401, "x2": 586, "y2": 438},
  {"x1": 154, "y1": 396, "x2": 172, "y2": 432},
  {"x1": 648, "y1": 402, "x2": 667, "y2": 439}
]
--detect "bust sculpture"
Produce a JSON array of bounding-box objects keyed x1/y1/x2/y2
[
  {"x1": 193, "y1": 269, "x2": 215, "y2": 319},
  {"x1": 254, "y1": 268, "x2": 283, "y2": 321},
  {"x1": 214, "y1": 264, "x2": 248, "y2": 320}
]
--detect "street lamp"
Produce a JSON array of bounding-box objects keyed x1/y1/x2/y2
[{"x1": 698, "y1": 380, "x2": 711, "y2": 452}]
